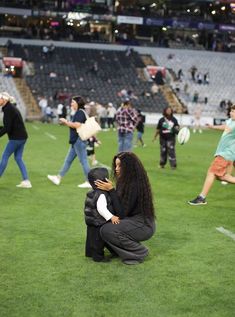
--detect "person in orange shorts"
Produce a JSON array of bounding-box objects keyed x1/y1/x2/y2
[
  {"x1": 188, "y1": 105, "x2": 235, "y2": 205},
  {"x1": 221, "y1": 161, "x2": 235, "y2": 185}
]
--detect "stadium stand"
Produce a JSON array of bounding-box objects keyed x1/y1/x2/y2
[
  {"x1": 0, "y1": 38, "x2": 234, "y2": 121},
  {"x1": 149, "y1": 48, "x2": 235, "y2": 117},
  {"x1": 0, "y1": 72, "x2": 26, "y2": 120},
  {"x1": 9, "y1": 44, "x2": 169, "y2": 114}
]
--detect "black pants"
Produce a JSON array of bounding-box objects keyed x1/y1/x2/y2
[
  {"x1": 100, "y1": 118, "x2": 107, "y2": 129},
  {"x1": 160, "y1": 138, "x2": 176, "y2": 168},
  {"x1": 107, "y1": 118, "x2": 115, "y2": 128},
  {"x1": 100, "y1": 215, "x2": 156, "y2": 262},
  {"x1": 85, "y1": 225, "x2": 105, "y2": 262}
]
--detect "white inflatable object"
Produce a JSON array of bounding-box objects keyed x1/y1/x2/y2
[{"x1": 177, "y1": 127, "x2": 190, "y2": 145}]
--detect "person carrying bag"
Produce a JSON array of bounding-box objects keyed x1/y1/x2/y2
[{"x1": 77, "y1": 109, "x2": 101, "y2": 141}]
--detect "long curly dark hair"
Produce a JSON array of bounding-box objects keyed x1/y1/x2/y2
[{"x1": 112, "y1": 152, "x2": 155, "y2": 220}]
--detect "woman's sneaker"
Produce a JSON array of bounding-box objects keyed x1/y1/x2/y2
[
  {"x1": 78, "y1": 181, "x2": 92, "y2": 188},
  {"x1": 47, "y1": 175, "x2": 61, "y2": 185},
  {"x1": 16, "y1": 180, "x2": 32, "y2": 188},
  {"x1": 92, "y1": 160, "x2": 98, "y2": 166},
  {"x1": 188, "y1": 195, "x2": 207, "y2": 206}
]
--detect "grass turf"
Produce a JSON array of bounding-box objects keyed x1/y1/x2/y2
[{"x1": 0, "y1": 122, "x2": 234, "y2": 317}]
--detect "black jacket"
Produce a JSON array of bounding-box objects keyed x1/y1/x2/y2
[
  {"x1": 84, "y1": 190, "x2": 114, "y2": 227},
  {"x1": 0, "y1": 102, "x2": 28, "y2": 140},
  {"x1": 157, "y1": 116, "x2": 179, "y2": 141},
  {"x1": 84, "y1": 167, "x2": 125, "y2": 226}
]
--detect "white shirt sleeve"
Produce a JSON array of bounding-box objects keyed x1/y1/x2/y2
[{"x1": 97, "y1": 194, "x2": 113, "y2": 221}]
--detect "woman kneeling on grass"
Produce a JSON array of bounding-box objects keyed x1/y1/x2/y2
[{"x1": 95, "y1": 152, "x2": 156, "y2": 265}]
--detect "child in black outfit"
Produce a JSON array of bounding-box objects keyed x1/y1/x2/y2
[
  {"x1": 84, "y1": 167, "x2": 122, "y2": 262},
  {"x1": 135, "y1": 109, "x2": 146, "y2": 147},
  {"x1": 86, "y1": 136, "x2": 101, "y2": 166}
]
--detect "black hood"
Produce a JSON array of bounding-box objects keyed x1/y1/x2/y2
[{"x1": 88, "y1": 167, "x2": 109, "y2": 189}]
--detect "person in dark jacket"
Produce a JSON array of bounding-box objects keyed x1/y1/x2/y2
[
  {"x1": 84, "y1": 167, "x2": 122, "y2": 262},
  {"x1": 153, "y1": 106, "x2": 179, "y2": 169},
  {"x1": 94, "y1": 152, "x2": 156, "y2": 265},
  {"x1": 135, "y1": 109, "x2": 146, "y2": 147},
  {"x1": 0, "y1": 92, "x2": 32, "y2": 188}
]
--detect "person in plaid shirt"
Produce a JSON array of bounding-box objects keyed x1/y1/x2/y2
[{"x1": 115, "y1": 100, "x2": 139, "y2": 152}]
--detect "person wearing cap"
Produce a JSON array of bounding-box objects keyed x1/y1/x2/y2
[
  {"x1": 0, "y1": 92, "x2": 32, "y2": 188},
  {"x1": 47, "y1": 95, "x2": 91, "y2": 188}
]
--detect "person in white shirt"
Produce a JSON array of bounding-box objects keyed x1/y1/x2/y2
[
  {"x1": 84, "y1": 167, "x2": 123, "y2": 262},
  {"x1": 57, "y1": 103, "x2": 63, "y2": 119},
  {"x1": 107, "y1": 103, "x2": 116, "y2": 130},
  {"x1": 38, "y1": 96, "x2": 48, "y2": 122}
]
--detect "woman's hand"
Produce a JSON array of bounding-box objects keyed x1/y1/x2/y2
[
  {"x1": 94, "y1": 178, "x2": 114, "y2": 191},
  {"x1": 59, "y1": 118, "x2": 67, "y2": 125},
  {"x1": 59, "y1": 119, "x2": 81, "y2": 129}
]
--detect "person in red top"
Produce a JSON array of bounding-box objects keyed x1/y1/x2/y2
[{"x1": 115, "y1": 100, "x2": 138, "y2": 152}]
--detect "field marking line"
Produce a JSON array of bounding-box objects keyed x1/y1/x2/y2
[
  {"x1": 216, "y1": 227, "x2": 235, "y2": 241},
  {"x1": 32, "y1": 125, "x2": 40, "y2": 130},
  {"x1": 45, "y1": 132, "x2": 57, "y2": 140}
]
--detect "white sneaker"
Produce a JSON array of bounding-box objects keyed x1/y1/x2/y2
[
  {"x1": 47, "y1": 175, "x2": 61, "y2": 185},
  {"x1": 78, "y1": 181, "x2": 92, "y2": 188},
  {"x1": 92, "y1": 160, "x2": 98, "y2": 166},
  {"x1": 16, "y1": 180, "x2": 32, "y2": 188},
  {"x1": 221, "y1": 181, "x2": 228, "y2": 185}
]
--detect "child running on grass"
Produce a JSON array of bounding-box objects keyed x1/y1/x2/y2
[
  {"x1": 135, "y1": 109, "x2": 146, "y2": 147},
  {"x1": 188, "y1": 104, "x2": 235, "y2": 206},
  {"x1": 86, "y1": 136, "x2": 101, "y2": 166}
]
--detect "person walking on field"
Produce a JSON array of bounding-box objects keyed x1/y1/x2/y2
[
  {"x1": 193, "y1": 103, "x2": 203, "y2": 133},
  {"x1": 153, "y1": 106, "x2": 179, "y2": 169},
  {"x1": 188, "y1": 104, "x2": 235, "y2": 205},
  {"x1": 47, "y1": 95, "x2": 91, "y2": 188},
  {"x1": 115, "y1": 100, "x2": 138, "y2": 152},
  {"x1": 0, "y1": 92, "x2": 32, "y2": 188},
  {"x1": 135, "y1": 109, "x2": 146, "y2": 147}
]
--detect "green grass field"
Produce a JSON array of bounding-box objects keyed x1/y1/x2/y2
[{"x1": 0, "y1": 122, "x2": 234, "y2": 317}]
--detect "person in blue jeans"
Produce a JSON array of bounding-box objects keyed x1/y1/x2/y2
[
  {"x1": 47, "y1": 95, "x2": 91, "y2": 188},
  {"x1": 0, "y1": 92, "x2": 32, "y2": 188},
  {"x1": 115, "y1": 100, "x2": 138, "y2": 153}
]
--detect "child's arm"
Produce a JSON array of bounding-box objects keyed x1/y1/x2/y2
[
  {"x1": 94, "y1": 179, "x2": 125, "y2": 218},
  {"x1": 110, "y1": 215, "x2": 120, "y2": 224},
  {"x1": 207, "y1": 124, "x2": 233, "y2": 133},
  {"x1": 207, "y1": 124, "x2": 226, "y2": 131},
  {"x1": 97, "y1": 194, "x2": 120, "y2": 224}
]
